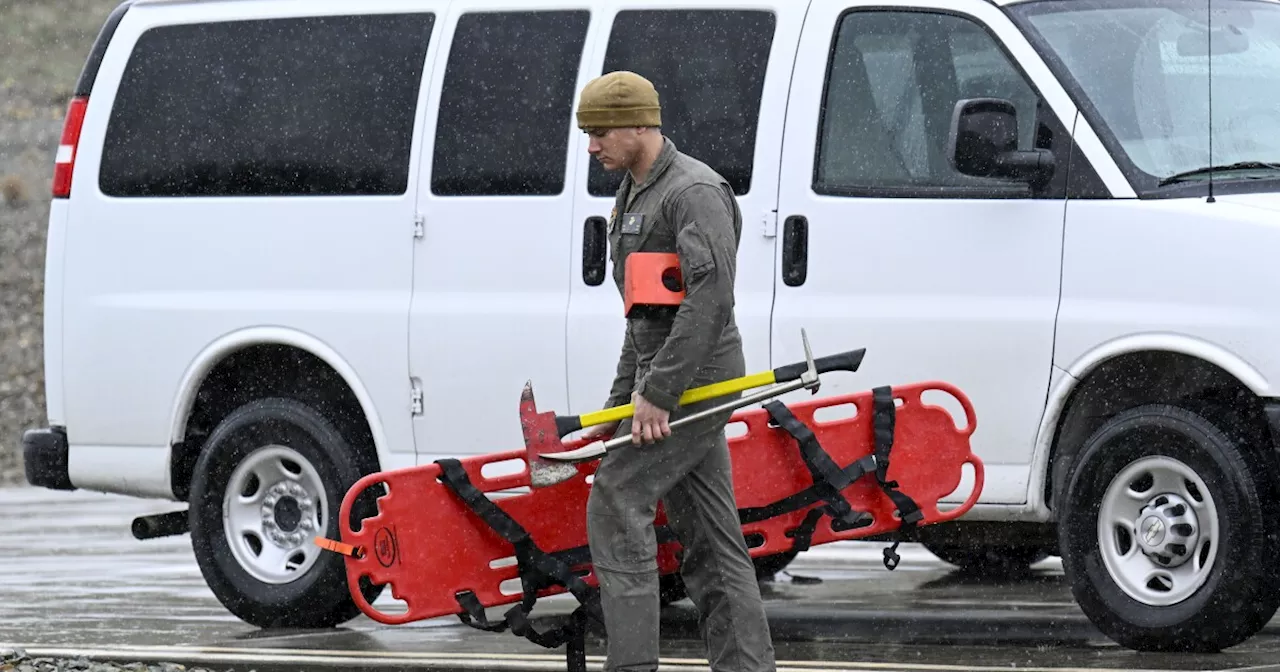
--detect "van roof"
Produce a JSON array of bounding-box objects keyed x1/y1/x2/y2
[
  {"x1": 110, "y1": 0, "x2": 1084, "y2": 9},
  {"x1": 991, "y1": 0, "x2": 1280, "y2": 6},
  {"x1": 113, "y1": 0, "x2": 1280, "y2": 10},
  {"x1": 110, "y1": 0, "x2": 1136, "y2": 14}
]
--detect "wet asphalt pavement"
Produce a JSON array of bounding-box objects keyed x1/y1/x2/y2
[{"x1": 3, "y1": 486, "x2": 1280, "y2": 672}]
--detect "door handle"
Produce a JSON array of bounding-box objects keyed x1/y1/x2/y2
[
  {"x1": 782, "y1": 215, "x2": 808, "y2": 287},
  {"x1": 583, "y1": 216, "x2": 607, "y2": 286}
]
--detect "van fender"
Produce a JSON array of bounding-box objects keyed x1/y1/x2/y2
[
  {"x1": 168, "y1": 326, "x2": 389, "y2": 465},
  {"x1": 1024, "y1": 332, "x2": 1271, "y2": 513}
]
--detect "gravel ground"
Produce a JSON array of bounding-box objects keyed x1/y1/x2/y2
[
  {"x1": 0, "y1": 0, "x2": 123, "y2": 487},
  {"x1": 0, "y1": 115, "x2": 58, "y2": 488},
  {"x1": 1, "y1": 650, "x2": 231, "y2": 672}
]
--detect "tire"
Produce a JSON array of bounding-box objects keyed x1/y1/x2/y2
[
  {"x1": 924, "y1": 542, "x2": 1049, "y2": 575},
  {"x1": 188, "y1": 397, "x2": 383, "y2": 628},
  {"x1": 1057, "y1": 403, "x2": 1280, "y2": 652}
]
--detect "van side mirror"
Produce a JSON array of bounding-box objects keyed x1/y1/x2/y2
[{"x1": 948, "y1": 98, "x2": 1054, "y2": 187}]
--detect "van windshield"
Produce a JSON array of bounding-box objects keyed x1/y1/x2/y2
[{"x1": 1010, "y1": 0, "x2": 1280, "y2": 191}]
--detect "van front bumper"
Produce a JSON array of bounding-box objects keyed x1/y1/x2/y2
[{"x1": 23, "y1": 427, "x2": 76, "y2": 491}]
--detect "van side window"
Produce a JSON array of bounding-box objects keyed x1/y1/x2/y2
[
  {"x1": 814, "y1": 10, "x2": 1054, "y2": 197},
  {"x1": 431, "y1": 11, "x2": 590, "y2": 197},
  {"x1": 99, "y1": 14, "x2": 435, "y2": 198},
  {"x1": 587, "y1": 10, "x2": 777, "y2": 197}
]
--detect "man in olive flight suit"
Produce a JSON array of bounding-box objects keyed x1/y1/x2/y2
[{"x1": 574, "y1": 70, "x2": 776, "y2": 672}]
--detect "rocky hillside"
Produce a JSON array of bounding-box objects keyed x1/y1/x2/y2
[{"x1": 0, "y1": 0, "x2": 122, "y2": 485}]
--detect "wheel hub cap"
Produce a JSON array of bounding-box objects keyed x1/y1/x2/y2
[
  {"x1": 1096, "y1": 455, "x2": 1218, "y2": 607},
  {"x1": 1140, "y1": 515, "x2": 1165, "y2": 546},
  {"x1": 223, "y1": 445, "x2": 329, "y2": 585},
  {"x1": 262, "y1": 481, "x2": 316, "y2": 547},
  {"x1": 1134, "y1": 493, "x2": 1198, "y2": 568}
]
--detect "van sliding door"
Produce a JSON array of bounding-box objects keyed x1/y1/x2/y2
[{"x1": 408, "y1": 2, "x2": 595, "y2": 463}]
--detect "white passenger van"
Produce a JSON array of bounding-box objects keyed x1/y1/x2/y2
[{"x1": 22, "y1": 0, "x2": 1280, "y2": 652}]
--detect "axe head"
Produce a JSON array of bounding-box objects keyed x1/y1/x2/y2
[{"x1": 520, "y1": 382, "x2": 580, "y2": 488}]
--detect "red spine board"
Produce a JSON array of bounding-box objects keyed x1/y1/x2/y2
[{"x1": 334, "y1": 381, "x2": 983, "y2": 625}]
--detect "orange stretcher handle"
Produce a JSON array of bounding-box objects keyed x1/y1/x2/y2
[{"x1": 315, "y1": 535, "x2": 363, "y2": 559}]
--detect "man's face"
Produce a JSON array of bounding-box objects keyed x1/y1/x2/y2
[{"x1": 585, "y1": 127, "x2": 643, "y2": 171}]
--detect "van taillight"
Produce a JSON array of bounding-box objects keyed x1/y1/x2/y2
[{"x1": 52, "y1": 96, "x2": 89, "y2": 199}]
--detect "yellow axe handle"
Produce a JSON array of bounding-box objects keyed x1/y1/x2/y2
[
  {"x1": 575, "y1": 370, "x2": 778, "y2": 430},
  {"x1": 555, "y1": 346, "x2": 865, "y2": 437}
]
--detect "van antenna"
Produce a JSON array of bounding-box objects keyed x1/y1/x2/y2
[{"x1": 1207, "y1": 0, "x2": 1216, "y2": 203}]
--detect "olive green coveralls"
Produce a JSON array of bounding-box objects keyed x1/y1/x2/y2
[{"x1": 586, "y1": 137, "x2": 776, "y2": 672}]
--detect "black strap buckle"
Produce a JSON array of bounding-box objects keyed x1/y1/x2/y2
[{"x1": 883, "y1": 540, "x2": 902, "y2": 570}]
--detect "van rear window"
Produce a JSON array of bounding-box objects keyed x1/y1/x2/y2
[
  {"x1": 98, "y1": 13, "x2": 435, "y2": 198},
  {"x1": 588, "y1": 9, "x2": 777, "y2": 197}
]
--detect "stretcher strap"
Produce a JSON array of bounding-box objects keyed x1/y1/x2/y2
[
  {"x1": 871, "y1": 385, "x2": 924, "y2": 570},
  {"x1": 734, "y1": 400, "x2": 874, "y2": 558},
  {"x1": 434, "y1": 458, "x2": 601, "y2": 672},
  {"x1": 783, "y1": 508, "x2": 828, "y2": 554},
  {"x1": 762, "y1": 400, "x2": 876, "y2": 531},
  {"x1": 731, "y1": 390, "x2": 924, "y2": 569}
]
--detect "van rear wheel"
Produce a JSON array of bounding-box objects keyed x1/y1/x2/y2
[
  {"x1": 1058, "y1": 404, "x2": 1279, "y2": 652},
  {"x1": 188, "y1": 397, "x2": 382, "y2": 628}
]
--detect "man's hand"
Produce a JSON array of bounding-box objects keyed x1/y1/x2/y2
[{"x1": 632, "y1": 392, "x2": 671, "y2": 445}]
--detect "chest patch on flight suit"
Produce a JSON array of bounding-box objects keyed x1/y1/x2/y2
[{"x1": 621, "y1": 213, "x2": 644, "y2": 235}]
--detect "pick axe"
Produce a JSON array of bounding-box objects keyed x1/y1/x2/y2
[{"x1": 523, "y1": 330, "x2": 864, "y2": 487}]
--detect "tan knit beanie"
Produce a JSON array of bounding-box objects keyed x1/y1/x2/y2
[{"x1": 576, "y1": 71, "x2": 661, "y2": 129}]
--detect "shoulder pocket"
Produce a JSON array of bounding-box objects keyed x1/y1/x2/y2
[{"x1": 677, "y1": 221, "x2": 716, "y2": 281}]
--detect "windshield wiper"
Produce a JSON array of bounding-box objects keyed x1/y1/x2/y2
[{"x1": 1159, "y1": 161, "x2": 1280, "y2": 186}]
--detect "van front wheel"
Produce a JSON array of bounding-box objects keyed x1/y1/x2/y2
[
  {"x1": 1058, "y1": 404, "x2": 1278, "y2": 652},
  {"x1": 187, "y1": 397, "x2": 381, "y2": 629}
]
